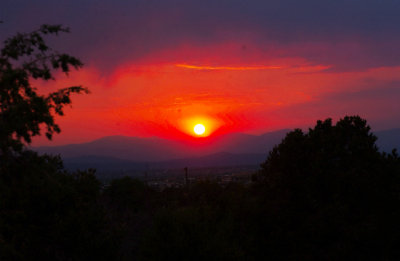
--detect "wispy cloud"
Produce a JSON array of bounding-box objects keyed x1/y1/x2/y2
[{"x1": 176, "y1": 64, "x2": 282, "y2": 71}]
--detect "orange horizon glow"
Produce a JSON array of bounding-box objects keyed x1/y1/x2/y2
[{"x1": 29, "y1": 41, "x2": 400, "y2": 146}]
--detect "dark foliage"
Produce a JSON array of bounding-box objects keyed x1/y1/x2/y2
[
  {"x1": 132, "y1": 116, "x2": 400, "y2": 261},
  {"x1": 0, "y1": 152, "x2": 118, "y2": 260},
  {"x1": 0, "y1": 25, "x2": 114, "y2": 260},
  {"x1": 253, "y1": 116, "x2": 400, "y2": 260},
  {"x1": 0, "y1": 24, "x2": 88, "y2": 154},
  {"x1": 2, "y1": 115, "x2": 400, "y2": 260}
]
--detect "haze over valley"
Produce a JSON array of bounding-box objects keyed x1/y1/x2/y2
[{"x1": 35, "y1": 128, "x2": 400, "y2": 172}]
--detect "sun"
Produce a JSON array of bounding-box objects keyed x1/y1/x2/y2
[{"x1": 193, "y1": 123, "x2": 206, "y2": 135}]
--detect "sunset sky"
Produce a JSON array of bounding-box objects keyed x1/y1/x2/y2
[{"x1": 2, "y1": 0, "x2": 400, "y2": 145}]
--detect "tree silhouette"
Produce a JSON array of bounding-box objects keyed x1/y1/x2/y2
[
  {"x1": 0, "y1": 24, "x2": 88, "y2": 155},
  {"x1": 259, "y1": 116, "x2": 381, "y2": 187},
  {"x1": 0, "y1": 26, "x2": 119, "y2": 260},
  {"x1": 254, "y1": 115, "x2": 400, "y2": 260}
]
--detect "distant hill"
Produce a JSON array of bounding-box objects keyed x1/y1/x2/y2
[
  {"x1": 35, "y1": 129, "x2": 290, "y2": 162},
  {"x1": 34, "y1": 128, "x2": 400, "y2": 172}
]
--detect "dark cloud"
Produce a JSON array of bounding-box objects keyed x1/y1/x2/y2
[{"x1": 2, "y1": 0, "x2": 400, "y2": 71}]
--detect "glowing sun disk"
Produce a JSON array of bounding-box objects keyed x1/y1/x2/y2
[{"x1": 194, "y1": 124, "x2": 206, "y2": 135}]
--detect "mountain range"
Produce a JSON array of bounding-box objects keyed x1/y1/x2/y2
[{"x1": 34, "y1": 128, "x2": 400, "y2": 171}]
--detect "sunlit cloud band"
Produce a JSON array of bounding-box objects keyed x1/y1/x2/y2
[{"x1": 176, "y1": 64, "x2": 282, "y2": 71}]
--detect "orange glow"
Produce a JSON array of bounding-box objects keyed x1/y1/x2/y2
[
  {"x1": 194, "y1": 124, "x2": 206, "y2": 135},
  {"x1": 30, "y1": 40, "x2": 400, "y2": 146}
]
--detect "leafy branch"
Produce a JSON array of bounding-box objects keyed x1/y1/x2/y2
[{"x1": 0, "y1": 25, "x2": 89, "y2": 154}]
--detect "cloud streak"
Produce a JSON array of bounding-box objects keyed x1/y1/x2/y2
[{"x1": 175, "y1": 64, "x2": 282, "y2": 71}]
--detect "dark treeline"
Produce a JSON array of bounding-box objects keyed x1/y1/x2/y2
[{"x1": 1, "y1": 116, "x2": 400, "y2": 260}]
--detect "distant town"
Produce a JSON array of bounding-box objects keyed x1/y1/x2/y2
[{"x1": 99, "y1": 165, "x2": 258, "y2": 190}]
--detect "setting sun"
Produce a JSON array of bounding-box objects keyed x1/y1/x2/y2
[
  {"x1": 194, "y1": 124, "x2": 206, "y2": 135},
  {"x1": 178, "y1": 116, "x2": 221, "y2": 138}
]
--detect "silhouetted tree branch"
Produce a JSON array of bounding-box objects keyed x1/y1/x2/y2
[{"x1": 0, "y1": 25, "x2": 89, "y2": 154}]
